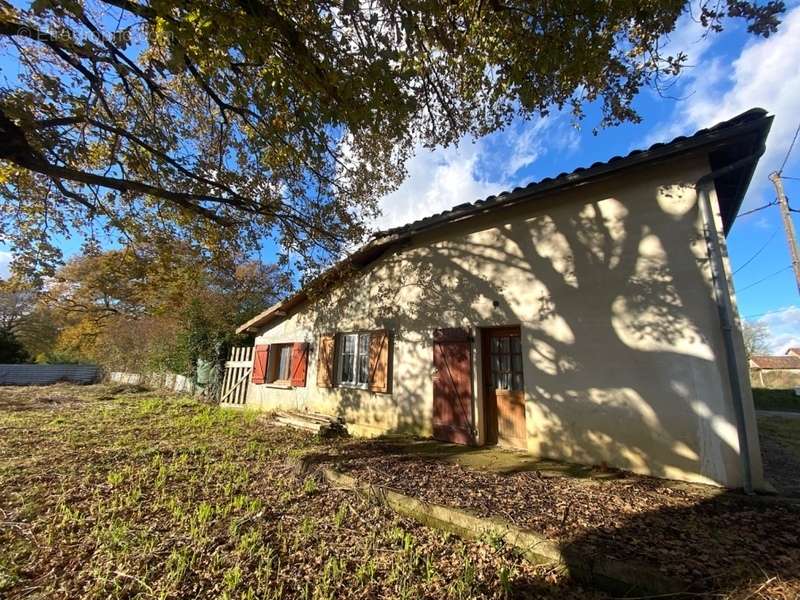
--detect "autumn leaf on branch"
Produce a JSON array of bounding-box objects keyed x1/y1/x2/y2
[{"x1": 0, "y1": 0, "x2": 785, "y2": 279}]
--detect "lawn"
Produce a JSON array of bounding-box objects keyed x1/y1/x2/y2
[
  {"x1": 752, "y1": 388, "x2": 800, "y2": 412},
  {"x1": 0, "y1": 384, "x2": 596, "y2": 600}
]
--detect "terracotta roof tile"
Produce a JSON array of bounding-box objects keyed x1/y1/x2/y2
[{"x1": 750, "y1": 355, "x2": 800, "y2": 370}]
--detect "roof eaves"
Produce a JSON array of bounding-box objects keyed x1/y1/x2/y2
[{"x1": 376, "y1": 108, "x2": 771, "y2": 241}]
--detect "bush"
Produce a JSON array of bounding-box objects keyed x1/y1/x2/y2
[
  {"x1": 0, "y1": 329, "x2": 29, "y2": 363},
  {"x1": 752, "y1": 388, "x2": 800, "y2": 412}
]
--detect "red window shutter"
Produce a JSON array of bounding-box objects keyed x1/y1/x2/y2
[
  {"x1": 368, "y1": 330, "x2": 391, "y2": 393},
  {"x1": 252, "y1": 344, "x2": 269, "y2": 384},
  {"x1": 290, "y1": 342, "x2": 309, "y2": 387}
]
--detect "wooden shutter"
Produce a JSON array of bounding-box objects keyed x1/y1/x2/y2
[
  {"x1": 252, "y1": 344, "x2": 269, "y2": 384},
  {"x1": 316, "y1": 335, "x2": 335, "y2": 387},
  {"x1": 368, "y1": 330, "x2": 391, "y2": 393},
  {"x1": 290, "y1": 342, "x2": 309, "y2": 387}
]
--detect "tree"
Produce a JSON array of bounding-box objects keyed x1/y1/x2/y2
[
  {"x1": 0, "y1": 0, "x2": 785, "y2": 279},
  {"x1": 0, "y1": 328, "x2": 29, "y2": 363},
  {"x1": 742, "y1": 320, "x2": 771, "y2": 357},
  {"x1": 44, "y1": 243, "x2": 286, "y2": 373},
  {"x1": 0, "y1": 276, "x2": 37, "y2": 333}
]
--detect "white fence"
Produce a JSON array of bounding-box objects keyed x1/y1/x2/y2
[
  {"x1": 0, "y1": 364, "x2": 101, "y2": 385},
  {"x1": 108, "y1": 371, "x2": 198, "y2": 394}
]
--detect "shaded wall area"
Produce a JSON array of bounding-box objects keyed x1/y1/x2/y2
[{"x1": 247, "y1": 154, "x2": 762, "y2": 488}]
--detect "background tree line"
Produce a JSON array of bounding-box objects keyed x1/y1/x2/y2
[{"x1": 0, "y1": 243, "x2": 285, "y2": 374}]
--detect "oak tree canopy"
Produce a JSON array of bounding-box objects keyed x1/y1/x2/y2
[{"x1": 0, "y1": 0, "x2": 785, "y2": 278}]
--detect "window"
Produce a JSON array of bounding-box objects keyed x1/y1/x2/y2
[
  {"x1": 489, "y1": 334, "x2": 523, "y2": 391},
  {"x1": 267, "y1": 343, "x2": 292, "y2": 383},
  {"x1": 337, "y1": 333, "x2": 371, "y2": 387}
]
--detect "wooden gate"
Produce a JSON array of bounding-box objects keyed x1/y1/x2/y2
[
  {"x1": 432, "y1": 328, "x2": 476, "y2": 445},
  {"x1": 219, "y1": 346, "x2": 253, "y2": 406}
]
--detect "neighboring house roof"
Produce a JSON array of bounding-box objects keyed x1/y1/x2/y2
[
  {"x1": 786, "y1": 348, "x2": 800, "y2": 357},
  {"x1": 750, "y1": 355, "x2": 800, "y2": 370},
  {"x1": 238, "y1": 108, "x2": 773, "y2": 334}
]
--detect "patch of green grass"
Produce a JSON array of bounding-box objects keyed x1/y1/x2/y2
[
  {"x1": 758, "y1": 415, "x2": 800, "y2": 457},
  {"x1": 0, "y1": 383, "x2": 597, "y2": 600},
  {"x1": 752, "y1": 388, "x2": 800, "y2": 412}
]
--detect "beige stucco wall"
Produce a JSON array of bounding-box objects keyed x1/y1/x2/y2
[{"x1": 245, "y1": 153, "x2": 764, "y2": 489}]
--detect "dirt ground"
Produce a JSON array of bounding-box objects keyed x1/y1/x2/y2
[
  {"x1": 0, "y1": 384, "x2": 600, "y2": 600},
  {"x1": 325, "y1": 437, "x2": 800, "y2": 598}
]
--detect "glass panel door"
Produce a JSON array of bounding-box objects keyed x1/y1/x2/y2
[{"x1": 488, "y1": 334, "x2": 524, "y2": 391}]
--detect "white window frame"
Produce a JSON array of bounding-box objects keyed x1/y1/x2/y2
[{"x1": 337, "y1": 332, "x2": 370, "y2": 389}]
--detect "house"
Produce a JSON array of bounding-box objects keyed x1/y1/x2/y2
[
  {"x1": 236, "y1": 108, "x2": 773, "y2": 490},
  {"x1": 750, "y1": 347, "x2": 800, "y2": 388}
]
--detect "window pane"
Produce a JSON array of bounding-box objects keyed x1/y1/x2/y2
[
  {"x1": 491, "y1": 338, "x2": 499, "y2": 353},
  {"x1": 501, "y1": 372, "x2": 510, "y2": 390},
  {"x1": 512, "y1": 373, "x2": 523, "y2": 391},
  {"x1": 341, "y1": 335, "x2": 356, "y2": 383},
  {"x1": 278, "y1": 345, "x2": 291, "y2": 380},
  {"x1": 500, "y1": 354, "x2": 510, "y2": 372},
  {"x1": 512, "y1": 354, "x2": 522, "y2": 372},
  {"x1": 499, "y1": 336, "x2": 510, "y2": 353},
  {"x1": 510, "y1": 337, "x2": 521, "y2": 354},
  {"x1": 266, "y1": 348, "x2": 278, "y2": 383},
  {"x1": 357, "y1": 334, "x2": 370, "y2": 384}
]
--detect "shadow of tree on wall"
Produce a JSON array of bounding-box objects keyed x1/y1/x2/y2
[{"x1": 292, "y1": 175, "x2": 750, "y2": 486}]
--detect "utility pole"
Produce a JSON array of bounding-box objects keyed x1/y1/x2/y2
[{"x1": 769, "y1": 171, "x2": 800, "y2": 296}]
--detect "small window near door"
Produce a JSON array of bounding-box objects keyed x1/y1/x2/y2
[
  {"x1": 338, "y1": 332, "x2": 371, "y2": 387},
  {"x1": 490, "y1": 334, "x2": 524, "y2": 391},
  {"x1": 267, "y1": 343, "x2": 292, "y2": 383}
]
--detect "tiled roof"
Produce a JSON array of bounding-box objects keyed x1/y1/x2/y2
[
  {"x1": 786, "y1": 347, "x2": 800, "y2": 357},
  {"x1": 377, "y1": 108, "x2": 771, "y2": 239},
  {"x1": 750, "y1": 355, "x2": 800, "y2": 370}
]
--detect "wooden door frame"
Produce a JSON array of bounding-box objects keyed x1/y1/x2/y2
[{"x1": 480, "y1": 325, "x2": 522, "y2": 445}]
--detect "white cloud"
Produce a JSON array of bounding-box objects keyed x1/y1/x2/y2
[
  {"x1": 0, "y1": 251, "x2": 11, "y2": 278},
  {"x1": 374, "y1": 138, "x2": 508, "y2": 232},
  {"x1": 373, "y1": 114, "x2": 578, "y2": 232},
  {"x1": 756, "y1": 306, "x2": 800, "y2": 354},
  {"x1": 660, "y1": 8, "x2": 717, "y2": 69},
  {"x1": 646, "y1": 6, "x2": 800, "y2": 203}
]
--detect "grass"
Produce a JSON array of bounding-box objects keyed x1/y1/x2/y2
[
  {"x1": 758, "y1": 415, "x2": 800, "y2": 457},
  {"x1": 752, "y1": 388, "x2": 800, "y2": 412},
  {"x1": 0, "y1": 384, "x2": 596, "y2": 600}
]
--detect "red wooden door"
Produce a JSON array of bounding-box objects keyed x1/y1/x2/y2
[
  {"x1": 482, "y1": 327, "x2": 526, "y2": 450},
  {"x1": 432, "y1": 328, "x2": 476, "y2": 445}
]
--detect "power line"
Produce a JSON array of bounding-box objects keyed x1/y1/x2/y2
[
  {"x1": 778, "y1": 120, "x2": 800, "y2": 174},
  {"x1": 737, "y1": 265, "x2": 792, "y2": 293},
  {"x1": 781, "y1": 175, "x2": 800, "y2": 181},
  {"x1": 737, "y1": 201, "x2": 777, "y2": 217},
  {"x1": 733, "y1": 230, "x2": 778, "y2": 275}
]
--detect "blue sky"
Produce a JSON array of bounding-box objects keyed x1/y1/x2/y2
[{"x1": 2, "y1": 3, "x2": 800, "y2": 351}]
